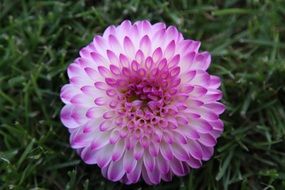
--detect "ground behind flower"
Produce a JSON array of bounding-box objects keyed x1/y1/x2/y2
[{"x1": 0, "y1": 0, "x2": 285, "y2": 189}]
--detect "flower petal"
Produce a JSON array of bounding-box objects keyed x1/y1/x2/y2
[
  {"x1": 107, "y1": 158, "x2": 125, "y2": 181},
  {"x1": 143, "y1": 151, "x2": 155, "y2": 172},
  {"x1": 140, "y1": 35, "x2": 151, "y2": 56},
  {"x1": 171, "y1": 143, "x2": 190, "y2": 161},
  {"x1": 60, "y1": 105, "x2": 84, "y2": 128},
  {"x1": 157, "y1": 154, "x2": 169, "y2": 174},
  {"x1": 169, "y1": 158, "x2": 185, "y2": 176},
  {"x1": 123, "y1": 150, "x2": 137, "y2": 173},
  {"x1": 112, "y1": 140, "x2": 125, "y2": 161},
  {"x1": 160, "y1": 142, "x2": 173, "y2": 160},
  {"x1": 126, "y1": 160, "x2": 142, "y2": 184}
]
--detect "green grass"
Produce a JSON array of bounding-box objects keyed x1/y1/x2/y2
[{"x1": 1, "y1": 0, "x2": 285, "y2": 189}]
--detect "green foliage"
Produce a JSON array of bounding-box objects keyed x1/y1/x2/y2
[{"x1": 1, "y1": 0, "x2": 285, "y2": 189}]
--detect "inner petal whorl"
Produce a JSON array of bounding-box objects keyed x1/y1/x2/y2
[{"x1": 107, "y1": 59, "x2": 182, "y2": 140}]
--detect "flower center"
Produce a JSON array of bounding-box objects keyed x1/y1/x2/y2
[
  {"x1": 105, "y1": 61, "x2": 184, "y2": 143},
  {"x1": 122, "y1": 81, "x2": 165, "y2": 124},
  {"x1": 113, "y1": 67, "x2": 178, "y2": 137},
  {"x1": 126, "y1": 80, "x2": 163, "y2": 107}
]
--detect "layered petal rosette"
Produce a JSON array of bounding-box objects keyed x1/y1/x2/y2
[{"x1": 60, "y1": 20, "x2": 225, "y2": 185}]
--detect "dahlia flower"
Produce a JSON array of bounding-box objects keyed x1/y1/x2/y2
[{"x1": 60, "y1": 20, "x2": 225, "y2": 185}]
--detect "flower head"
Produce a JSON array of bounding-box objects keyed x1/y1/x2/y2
[{"x1": 60, "y1": 20, "x2": 225, "y2": 185}]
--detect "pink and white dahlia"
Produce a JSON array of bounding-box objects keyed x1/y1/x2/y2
[{"x1": 60, "y1": 20, "x2": 225, "y2": 185}]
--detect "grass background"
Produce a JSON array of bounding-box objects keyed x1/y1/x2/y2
[{"x1": 1, "y1": 0, "x2": 285, "y2": 189}]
